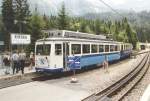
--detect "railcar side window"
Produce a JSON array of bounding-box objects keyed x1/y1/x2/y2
[
  {"x1": 125, "y1": 45, "x2": 127, "y2": 50},
  {"x1": 124, "y1": 45, "x2": 125, "y2": 50},
  {"x1": 36, "y1": 44, "x2": 51, "y2": 55},
  {"x1": 115, "y1": 45, "x2": 118, "y2": 51},
  {"x1": 110, "y1": 45, "x2": 115, "y2": 51},
  {"x1": 92, "y1": 45, "x2": 98, "y2": 53},
  {"x1": 105, "y1": 45, "x2": 109, "y2": 52},
  {"x1": 127, "y1": 45, "x2": 129, "y2": 50},
  {"x1": 99, "y1": 45, "x2": 104, "y2": 52},
  {"x1": 83, "y1": 44, "x2": 90, "y2": 54},
  {"x1": 55, "y1": 44, "x2": 62, "y2": 55},
  {"x1": 71, "y1": 44, "x2": 81, "y2": 54},
  {"x1": 121, "y1": 45, "x2": 124, "y2": 50}
]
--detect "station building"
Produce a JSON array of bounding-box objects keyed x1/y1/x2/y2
[{"x1": 137, "y1": 42, "x2": 150, "y2": 50}]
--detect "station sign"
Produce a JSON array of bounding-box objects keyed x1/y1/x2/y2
[
  {"x1": 11, "y1": 34, "x2": 31, "y2": 45},
  {"x1": 0, "y1": 41, "x2": 4, "y2": 45},
  {"x1": 68, "y1": 56, "x2": 81, "y2": 70}
]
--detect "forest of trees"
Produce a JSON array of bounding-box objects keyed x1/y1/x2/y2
[{"x1": 0, "y1": 0, "x2": 142, "y2": 51}]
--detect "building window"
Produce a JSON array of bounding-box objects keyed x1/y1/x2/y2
[
  {"x1": 83, "y1": 44, "x2": 90, "y2": 54},
  {"x1": 92, "y1": 45, "x2": 98, "y2": 53},
  {"x1": 105, "y1": 45, "x2": 109, "y2": 52},
  {"x1": 71, "y1": 44, "x2": 81, "y2": 54},
  {"x1": 99, "y1": 45, "x2": 104, "y2": 52},
  {"x1": 55, "y1": 44, "x2": 62, "y2": 55}
]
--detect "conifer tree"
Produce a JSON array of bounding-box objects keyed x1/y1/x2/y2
[
  {"x1": 13, "y1": 0, "x2": 30, "y2": 33},
  {"x1": 57, "y1": 3, "x2": 69, "y2": 30},
  {"x1": 30, "y1": 7, "x2": 45, "y2": 45},
  {"x1": 2, "y1": 0, "x2": 15, "y2": 49},
  {"x1": 94, "y1": 19, "x2": 101, "y2": 35},
  {"x1": 2, "y1": 0, "x2": 15, "y2": 32}
]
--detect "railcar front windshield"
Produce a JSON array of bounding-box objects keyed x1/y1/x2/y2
[{"x1": 36, "y1": 44, "x2": 51, "y2": 55}]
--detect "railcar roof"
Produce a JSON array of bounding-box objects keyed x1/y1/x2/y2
[
  {"x1": 38, "y1": 30, "x2": 131, "y2": 45},
  {"x1": 42, "y1": 30, "x2": 107, "y2": 40},
  {"x1": 36, "y1": 37, "x2": 123, "y2": 44}
]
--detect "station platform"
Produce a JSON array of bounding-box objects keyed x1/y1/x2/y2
[
  {"x1": 0, "y1": 50, "x2": 149, "y2": 101},
  {"x1": 0, "y1": 67, "x2": 35, "y2": 81},
  {"x1": 140, "y1": 84, "x2": 150, "y2": 101},
  {"x1": 0, "y1": 54, "x2": 35, "y2": 79},
  {"x1": 0, "y1": 52, "x2": 147, "y2": 101}
]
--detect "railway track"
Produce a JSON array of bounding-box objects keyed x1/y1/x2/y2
[
  {"x1": 0, "y1": 57, "x2": 131, "y2": 89},
  {"x1": 0, "y1": 52, "x2": 148, "y2": 90},
  {"x1": 0, "y1": 72, "x2": 71, "y2": 89},
  {"x1": 82, "y1": 53, "x2": 150, "y2": 101}
]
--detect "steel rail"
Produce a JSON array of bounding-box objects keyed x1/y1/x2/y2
[{"x1": 82, "y1": 53, "x2": 149, "y2": 101}]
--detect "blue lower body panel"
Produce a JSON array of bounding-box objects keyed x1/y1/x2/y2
[
  {"x1": 35, "y1": 67, "x2": 63, "y2": 73},
  {"x1": 68, "y1": 52, "x2": 120, "y2": 69},
  {"x1": 120, "y1": 50, "x2": 132, "y2": 59},
  {"x1": 80, "y1": 54, "x2": 104, "y2": 67},
  {"x1": 81, "y1": 53, "x2": 120, "y2": 68}
]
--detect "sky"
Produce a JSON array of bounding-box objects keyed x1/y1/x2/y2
[
  {"x1": 27, "y1": 0, "x2": 150, "y2": 15},
  {"x1": 1, "y1": 0, "x2": 150, "y2": 15},
  {"x1": 104, "y1": 0, "x2": 150, "y2": 11}
]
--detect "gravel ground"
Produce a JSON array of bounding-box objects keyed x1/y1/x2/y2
[
  {"x1": 112, "y1": 54, "x2": 149, "y2": 101},
  {"x1": 44, "y1": 54, "x2": 146, "y2": 94},
  {"x1": 0, "y1": 54, "x2": 146, "y2": 101},
  {"x1": 122, "y1": 56, "x2": 150, "y2": 101}
]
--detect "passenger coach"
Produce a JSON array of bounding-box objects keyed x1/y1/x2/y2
[{"x1": 35, "y1": 30, "x2": 132, "y2": 73}]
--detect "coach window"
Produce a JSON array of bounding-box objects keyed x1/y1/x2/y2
[
  {"x1": 71, "y1": 44, "x2": 81, "y2": 54},
  {"x1": 83, "y1": 44, "x2": 90, "y2": 54},
  {"x1": 124, "y1": 45, "x2": 125, "y2": 50},
  {"x1": 55, "y1": 44, "x2": 62, "y2": 55},
  {"x1": 92, "y1": 45, "x2": 98, "y2": 53},
  {"x1": 105, "y1": 45, "x2": 109, "y2": 52},
  {"x1": 110, "y1": 45, "x2": 115, "y2": 51},
  {"x1": 115, "y1": 45, "x2": 118, "y2": 51},
  {"x1": 121, "y1": 45, "x2": 124, "y2": 50},
  {"x1": 124, "y1": 45, "x2": 126, "y2": 50},
  {"x1": 99, "y1": 45, "x2": 104, "y2": 52},
  {"x1": 36, "y1": 44, "x2": 51, "y2": 55}
]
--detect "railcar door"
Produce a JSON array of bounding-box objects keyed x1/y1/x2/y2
[{"x1": 63, "y1": 42, "x2": 69, "y2": 69}]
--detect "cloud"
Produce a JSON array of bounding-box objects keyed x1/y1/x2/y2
[
  {"x1": 106, "y1": 0, "x2": 127, "y2": 5},
  {"x1": 24, "y1": 0, "x2": 150, "y2": 15},
  {"x1": 0, "y1": 0, "x2": 150, "y2": 16},
  {"x1": 105, "y1": 0, "x2": 150, "y2": 11}
]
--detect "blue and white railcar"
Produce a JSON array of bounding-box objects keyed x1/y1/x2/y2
[
  {"x1": 35, "y1": 30, "x2": 132, "y2": 73},
  {"x1": 120, "y1": 43, "x2": 133, "y2": 59}
]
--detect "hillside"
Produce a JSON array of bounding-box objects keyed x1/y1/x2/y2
[{"x1": 82, "y1": 11, "x2": 150, "y2": 42}]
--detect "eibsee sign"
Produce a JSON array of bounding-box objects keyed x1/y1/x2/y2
[{"x1": 11, "y1": 34, "x2": 31, "y2": 45}]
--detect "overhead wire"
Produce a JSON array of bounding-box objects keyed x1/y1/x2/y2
[
  {"x1": 98, "y1": 0, "x2": 125, "y2": 18},
  {"x1": 98, "y1": 0, "x2": 141, "y2": 43}
]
